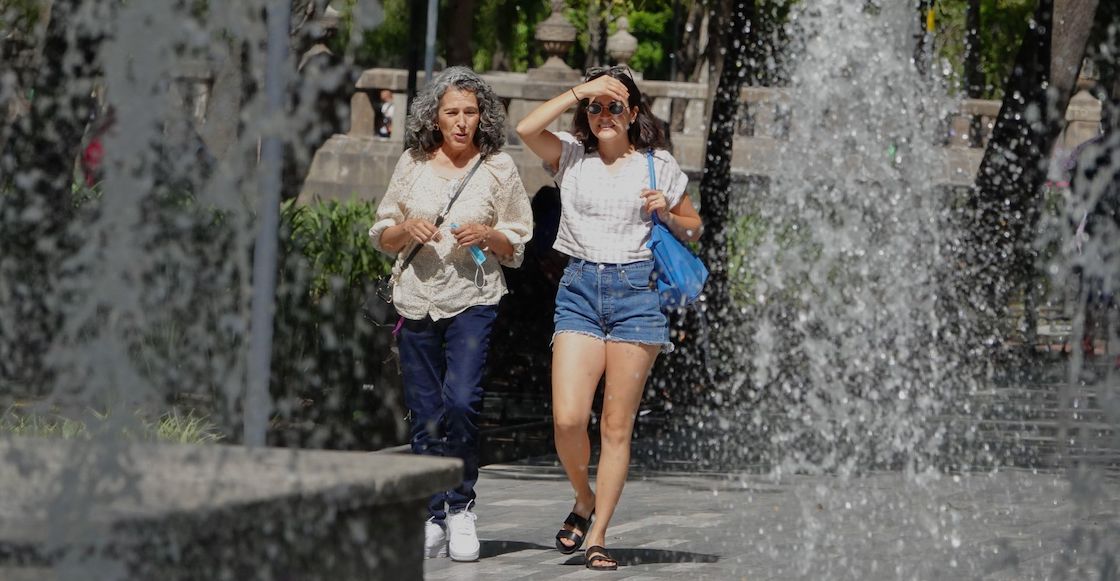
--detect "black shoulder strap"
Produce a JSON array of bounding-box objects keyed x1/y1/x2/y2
[{"x1": 397, "y1": 154, "x2": 486, "y2": 273}]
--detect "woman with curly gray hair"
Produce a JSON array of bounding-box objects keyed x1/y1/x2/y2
[{"x1": 369, "y1": 66, "x2": 533, "y2": 563}]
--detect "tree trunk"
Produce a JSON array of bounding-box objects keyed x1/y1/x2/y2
[
  {"x1": 964, "y1": 0, "x2": 983, "y2": 145},
  {"x1": 690, "y1": 0, "x2": 756, "y2": 386},
  {"x1": 965, "y1": 0, "x2": 982, "y2": 98},
  {"x1": 670, "y1": 0, "x2": 706, "y2": 131},
  {"x1": 968, "y1": 0, "x2": 1101, "y2": 345},
  {"x1": 697, "y1": 0, "x2": 733, "y2": 164},
  {"x1": 446, "y1": 0, "x2": 477, "y2": 67},
  {"x1": 913, "y1": 0, "x2": 932, "y2": 76},
  {"x1": 585, "y1": 0, "x2": 603, "y2": 70}
]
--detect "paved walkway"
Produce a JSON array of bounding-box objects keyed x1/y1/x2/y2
[{"x1": 425, "y1": 457, "x2": 1120, "y2": 580}]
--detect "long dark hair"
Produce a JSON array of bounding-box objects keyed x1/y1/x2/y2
[{"x1": 571, "y1": 66, "x2": 669, "y2": 154}]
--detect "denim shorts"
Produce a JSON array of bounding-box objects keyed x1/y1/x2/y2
[{"x1": 553, "y1": 257, "x2": 671, "y2": 351}]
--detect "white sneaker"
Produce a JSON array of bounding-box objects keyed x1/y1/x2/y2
[
  {"x1": 447, "y1": 506, "x2": 480, "y2": 562},
  {"x1": 424, "y1": 518, "x2": 448, "y2": 559}
]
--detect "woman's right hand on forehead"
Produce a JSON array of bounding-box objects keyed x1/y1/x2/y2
[{"x1": 579, "y1": 75, "x2": 629, "y2": 104}]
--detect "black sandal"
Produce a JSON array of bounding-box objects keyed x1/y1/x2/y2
[
  {"x1": 584, "y1": 545, "x2": 618, "y2": 571},
  {"x1": 554, "y1": 509, "x2": 594, "y2": 554}
]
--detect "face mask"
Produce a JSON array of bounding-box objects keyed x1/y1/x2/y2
[{"x1": 451, "y1": 223, "x2": 486, "y2": 287}]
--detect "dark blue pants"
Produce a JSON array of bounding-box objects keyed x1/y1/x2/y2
[{"x1": 397, "y1": 304, "x2": 498, "y2": 522}]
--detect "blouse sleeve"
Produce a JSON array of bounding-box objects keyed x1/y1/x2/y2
[
  {"x1": 491, "y1": 155, "x2": 534, "y2": 268},
  {"x1": 545, "y1": 131, "x2": 583, "y2": 186},
  {"x1": 368, "y1": 152, "x2": 415, "y2": 256},
  {"x1": 656, "y1": 150, "x2": 689, "y2": 210}
]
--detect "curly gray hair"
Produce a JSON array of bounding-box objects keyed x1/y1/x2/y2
[{"x1": 405, "y1": 66, "x2": 507, "y2": 157}]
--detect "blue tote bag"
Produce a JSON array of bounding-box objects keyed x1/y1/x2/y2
[{"x1": 645, "y1": 151, "x2": 708, "y2": 309}]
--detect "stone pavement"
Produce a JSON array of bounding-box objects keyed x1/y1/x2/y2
[{"x1": 424, "y1": 457, "x2": 1120, "y2": 581}]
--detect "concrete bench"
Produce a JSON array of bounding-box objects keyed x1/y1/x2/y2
[{"x1": 0, "y1": 437, "x2": 460, "y2": 580}]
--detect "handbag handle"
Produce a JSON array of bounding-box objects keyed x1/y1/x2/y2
[
  {"x1": 645, "y1": 150, "x2": 664, "y2": 227},
  {"x1": 396, "y1": 155, "x2": 486, "y2": 274}
]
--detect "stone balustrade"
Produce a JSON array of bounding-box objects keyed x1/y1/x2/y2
[{"x1": 300, "y1": 67, "x2": 1102, "y2": 203}]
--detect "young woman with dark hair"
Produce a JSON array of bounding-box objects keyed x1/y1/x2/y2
[{"x1": 515, "y1": 66, "x2": 702, "y2": 571}]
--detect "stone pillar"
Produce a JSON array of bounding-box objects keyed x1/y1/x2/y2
[
  {"x1": 349, "y1": 91, "x2": 376, "y2": 137},
  {"x1": 527, "y1": 0, "x2": 581, "y2": 83},
  {"x1": 388, "y1": 91, "x2": 407, "y2": 143},
  {"x1": 1062, "y1": 58, "x2": 1103, "y2": 150}
]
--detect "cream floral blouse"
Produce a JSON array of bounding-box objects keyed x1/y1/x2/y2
[{"x1": 369, "y1": 149, "x2": 533, "y2": 321}]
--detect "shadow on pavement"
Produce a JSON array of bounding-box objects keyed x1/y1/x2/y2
[
  {"x1": 561, "y1": 548, "x2": 721, "y2": 566},
  {"x1": 478, "y1": 540, "x2": 554, "y2": 559}
]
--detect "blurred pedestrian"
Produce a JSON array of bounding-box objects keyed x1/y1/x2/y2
[
  {"x1": 1069, "y1": 105, "x2": 1119, "y2": 358},
  {"x1": 378, "y1": 88, "x2": 395, "y2": 138}
]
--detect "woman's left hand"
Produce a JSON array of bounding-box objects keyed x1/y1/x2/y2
[
  {"x1": 641, "y1": 189, "x2": 670, "y2": 221},
  {"x1": 451, "y1": 223, "x2": 492, "y2": 249}
]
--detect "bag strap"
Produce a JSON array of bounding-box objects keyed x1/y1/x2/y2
[
  {"x1": 645, "y1": 150, "x2": 664, "y2": 227},
  {"x1": 396, "y1": 154, "x2": 486, "y2": 273}
]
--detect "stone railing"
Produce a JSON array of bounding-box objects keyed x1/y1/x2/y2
[
  {"x1": 945, "y1": 98, "x2": 1001, "y2": 148},
  {"x1": 299, "y1": 68, "x2": 1103, "y2": 203}
]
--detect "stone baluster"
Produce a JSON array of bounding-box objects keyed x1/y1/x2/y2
[
  {"x1": 1062, "y1": 58, "x2": 1103, "y2": 151},
  {"x1": 527, "y1": 0, "x2": 580, "y2": 83},
  {"x1": 606, "y1": 17, "x2": 638, "y2": 72}
]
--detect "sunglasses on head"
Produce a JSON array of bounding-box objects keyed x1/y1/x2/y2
[
  {"x1": 586, "y1": 65, "x2": 634, "y2": 80},
  {"x1": 586, "y1": 101, "x2": 627, "y2": 116}
]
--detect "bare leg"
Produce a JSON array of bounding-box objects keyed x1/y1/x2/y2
[
  {"x1": 552, "y1": 333, "x2": 606, "y2": 547},
  {"x1": 584, "y1": 341, "x2": 659, "y2": 557}
]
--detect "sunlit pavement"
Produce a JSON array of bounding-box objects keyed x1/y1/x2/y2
[{"x1": 423, "y1": 454, "x2": 1120, "y2": 580}]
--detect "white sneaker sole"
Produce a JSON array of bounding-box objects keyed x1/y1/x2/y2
[
  {"x1": 425, "y1": 544, "x2": 448, "y2": 559},
  {"x1": 449, "y1": 547, "x2": 479, "y2": 562}
]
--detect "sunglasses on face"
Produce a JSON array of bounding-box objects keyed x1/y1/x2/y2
[{"x1": 586, "y1": 101, "x2": 627, "y2": 116}]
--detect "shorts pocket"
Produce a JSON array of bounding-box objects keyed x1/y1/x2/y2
[{"x1": 620, "y1": 265, "x2": 654, "y2": 291}]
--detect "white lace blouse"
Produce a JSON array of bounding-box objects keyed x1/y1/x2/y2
[{"x1": 369, "y1": 150, "x2": 533, "y2": 321}]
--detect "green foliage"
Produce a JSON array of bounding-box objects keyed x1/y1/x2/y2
[
  {"x1": 473, "y1": 0, "x2": 549, "y2": 72},
  {"x1": 71, "y1": 181, "x2": 103, "y2": 207},
  {"x1": 0, "y1": 408, "x2": 88, "y2": 439},
  {"x1": 280, "y1": 197, "x2": 392, "y2": 298},
  {"x1": 563, "y1": 0, "x2": 676, "y2": 79},
  {"x1": 0, "y1": 406, "x2": 223, "y2": 444},
  {"x1": 753, "y1": 0, "x2": 799, "y2": 86},
  {"x1": 353, "y1": 0, "x2": 410, "y2": 68},
  {"x1": 933, "y1": 0, "x2": 1036, "y2": 99},
  {"x1": 148, "y1": 410, "x2": 225, "y2": 444},
  {"x1": 272, "y1": 197, "x2": 404, "y2": 450},
  {"x1": 347, "y1": 0, "x2": 686, "y2": 77},
  {"x1": 624, "y1": 6, "x2": 673, "y2": 78},
  {"x1": 726, "y1": 213, "x2": 769, "y2": 306},
  {"x1": 0, "y1": 0, "x2": 40, "y2": 36}
]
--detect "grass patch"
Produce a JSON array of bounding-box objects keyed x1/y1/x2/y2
[{"x1": 0, "y1": 406, "x2": 224, "y2": 445}]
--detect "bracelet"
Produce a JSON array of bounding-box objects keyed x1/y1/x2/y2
[{"x1": 570, "y1": 87, "x2": 580, "y2": 104}]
